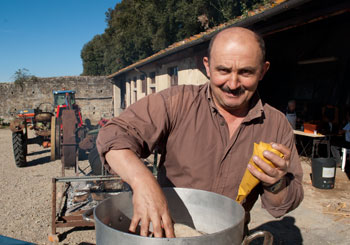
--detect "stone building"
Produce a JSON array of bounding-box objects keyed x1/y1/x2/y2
[
  {"x1": 108, "y1": 0, "x2": 350, "y2": 120},
  {"x1": 107, "y1": 42, "x2": 209, "y2": 115}
]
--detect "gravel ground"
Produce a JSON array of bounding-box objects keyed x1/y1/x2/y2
[
  {"x1": 1, "y1": 128, "x2": 350, "y2": 244},
  {"x1": 0, "y1": 128, "x2": 95, "y2": 244}
]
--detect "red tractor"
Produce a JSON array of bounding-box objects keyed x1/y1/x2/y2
[
  {"x1": 50, "y1": 90, "x2": 86, "y2": 168},
  {"x1": 10, "y1": 90, "x2": 86, "y2": 169}
]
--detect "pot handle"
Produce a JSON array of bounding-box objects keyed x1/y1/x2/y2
[
  {"x1": 82, "y1": 208, "x2": 95, "y2": 223},
  {"x1": 242, "y1": 230, "x2": 273, "y2": 245}
]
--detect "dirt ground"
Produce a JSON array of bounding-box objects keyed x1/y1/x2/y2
[
  {"x1": 0, "y1": 128, "x2": 349, "y2": 244},
  {"x1": 249, "y1": 157, "x2": 350, "y2": 244}
]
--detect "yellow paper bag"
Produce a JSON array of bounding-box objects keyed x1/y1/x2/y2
[{"x1": 236, "y1": 141, "x2": 283, "y2": 203}]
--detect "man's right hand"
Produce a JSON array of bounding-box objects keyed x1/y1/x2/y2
[
  {"x1": 130, "y1": 179, "x2": 175, "y2": 238},
  {"x1": 105, "y1": 149, "x2": 175, "y2": 238}
]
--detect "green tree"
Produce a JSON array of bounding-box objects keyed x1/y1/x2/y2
[
  {"x1": 81, "y1": 35, "x2": 107, "y2": 75},
  {"x1": 81, "y1": 0, "x2": 272, "y2": 76}
]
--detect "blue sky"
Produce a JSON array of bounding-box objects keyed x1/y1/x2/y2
[{"x1": 0, "y1": 0, "x2": 120, "y2": 82}]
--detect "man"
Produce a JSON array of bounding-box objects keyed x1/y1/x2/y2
[
  {"x1": 285, "y1": 100, "x2": 297, "y2": 129},
  {"x1": 97, "y1": 27, "x2": 304, "y2": 238}
]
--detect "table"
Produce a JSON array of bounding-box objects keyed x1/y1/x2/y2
[{"x1": 293, "y1": 130, "x2": 330, "y2": 158}]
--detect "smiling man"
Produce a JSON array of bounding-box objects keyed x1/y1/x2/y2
[{"x1": 97, "y1": 27, "x2": 304, "y2": 238}]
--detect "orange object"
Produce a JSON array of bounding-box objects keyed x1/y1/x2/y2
[
  {"x1": 48, "y1": 234, "x2": 59, "y2": 242},
  {"x1": 236, "y1": 141, "x2": 284, "y2": 203},
  {"x1": 18, "y1": 113, "x2": 35, "y2": 118},
  {"x1": 42, "y1": 141, "x2": 51, "y2": 148},
  {"x1": 304, "y1": 123, "x2": 318, "y2": 134}
]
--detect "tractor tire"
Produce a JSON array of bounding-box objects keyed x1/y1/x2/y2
[
  {"x1": 88, "y1": 147, "x2": 102, "y2": 175},
  {"x1": 23, "y1": 132, "x2": 28, "y2": 156},
  {"x1": 12, "y1": 132, "x2": 27, "y2": 167}
]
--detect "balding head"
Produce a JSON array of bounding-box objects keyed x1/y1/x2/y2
[
  {"x1": 208, "y1": 27, "x2": 266, "y2": 65},
  {"x1": 202, "y1": 26, "x2": 270, "y2": 114}
]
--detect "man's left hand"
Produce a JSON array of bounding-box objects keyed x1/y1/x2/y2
[{"x1": 248, "y1": 142, "x2": 290, "y2": 186}]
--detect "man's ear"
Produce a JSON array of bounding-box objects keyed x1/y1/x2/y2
[
  {"x1": 259, "y1": 61, "x2": 270, "y2": 81},
  {"x1": 203, "y1": 56, "x2": 211, "y2": 78}
]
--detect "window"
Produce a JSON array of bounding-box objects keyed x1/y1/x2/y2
[
  {"x1": 151, "y1": 87, "x2": 156, "y2": 94},
  {"x1": 149, "y1": 72, "x2": 156, "y2": 84},
  {"x1": 133, "y1": 77, "x2": 137, "y2": 102},
  {"x1": 128, "y1": 79, "x2": 131, "y2": 105},
  {"x1": 120, "y1": 80, "x2": 126, "y2": 109},
  {"x1": 54, "y1": 94, "x2": 66, "y2": 106},
  {"x1": 141, "y1": 75, "x2": 146, "y2": 94},
  {"x1": 168, "y1": 67, "x2": 178, "y2": 86}
]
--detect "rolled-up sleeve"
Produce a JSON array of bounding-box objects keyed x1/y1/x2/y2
[
  {"x1": 260, "y1": 118, "x2": 304, "y2": 217},
  {"x1": 96, "y1": 91, "x2": 171, "y2": 167}
]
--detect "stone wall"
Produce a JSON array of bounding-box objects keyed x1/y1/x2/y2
[{"x1": 0, "y1": 76, "x2": 114, "y2": 124}]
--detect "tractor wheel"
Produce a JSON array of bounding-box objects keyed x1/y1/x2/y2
[
  {"x1": 12, "y1": 131, "x2": 27, "y2": 167},
  {"x1": 50, "y1": 116, "x2": 56, "y2": 161},
  {"x1": 88, "y1": 147, "x2": 102, "y2": 175},
  {"x1": 23, "y1": 132, "x2": 28, "y2": 156}
]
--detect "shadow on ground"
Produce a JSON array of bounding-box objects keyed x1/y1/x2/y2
[
  {"x1": 26, "y1": 149, "x2": 50, "y2": 156},
  {"x1": 26, "y1": 156, "x2": 52, "y2": 167},
  {"x1": 58, "y1": 227, "x2": 95, "y2": 244},
  {"x1": 249, "y1": 216, "x2": 303, "y2": 245}
]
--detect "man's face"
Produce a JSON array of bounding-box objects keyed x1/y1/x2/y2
[{"x1": 203, "y1": 30, "x2": 269, "y2": 114}]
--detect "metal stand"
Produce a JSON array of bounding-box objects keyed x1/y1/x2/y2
[
  {"x1": 49, "y1": 175, "x2": 122, "y2": 242},
  {"x1": 294, "y1": 130, "x2": 330, "y2": 158}
]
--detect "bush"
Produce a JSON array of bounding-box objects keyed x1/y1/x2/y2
[{"x1": 12, "y1": 68, "x2": 38, "y2": 90}]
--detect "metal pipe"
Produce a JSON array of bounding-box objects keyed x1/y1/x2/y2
[
  {"x1": 55, "y1": 175, "x2": 121, "y2": 183},
  {"x1": 75, "y1": 96, "x2": 112, "y2": 100}
]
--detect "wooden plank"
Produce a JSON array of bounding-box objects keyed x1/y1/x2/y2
[{"x1": 55, "y1": 221, "x2": 95, "y2": 228}]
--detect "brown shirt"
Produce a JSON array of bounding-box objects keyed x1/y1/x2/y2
[{"x1": 97, "y1": 83, "x2": 303, "y2": 218}]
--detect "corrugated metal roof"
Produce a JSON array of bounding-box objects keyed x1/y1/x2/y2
[{"x1": 107, "y1": 0, "x2": 289, "y2": 79}]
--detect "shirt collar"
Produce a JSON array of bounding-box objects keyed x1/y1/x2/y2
[
  {"x1": 243, "y1": 92, "x2": 264, "y2": 123},
  {"x1": 206, "y1": 83, "x2": 218, "y2": 113},
  {"x1": 205, "y1": 82, "x2": 264, "y2": 122}
]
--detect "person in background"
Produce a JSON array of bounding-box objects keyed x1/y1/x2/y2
[
  {"x1": 330, "y1": 110, "x2": 350, "y2": 166},
  {"x1": 285, "y1": 100, "x2": 297, "y2": 129},
  {"x1": 322, "y1": 104, "x2": 339, "y2": 134},
  {"x1": 340, "y1": 111, "x2": 350, "y2": 148}
]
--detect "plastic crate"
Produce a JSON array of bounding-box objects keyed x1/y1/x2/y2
[{"x1": 304, "y1": 123, "x2": 318, "y2": 134}]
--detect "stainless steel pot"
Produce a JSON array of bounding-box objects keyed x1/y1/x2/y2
[{"x1": 89, "y1": 188, "x2": 272, "y2": 245}]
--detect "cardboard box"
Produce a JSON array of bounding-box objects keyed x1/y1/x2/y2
[{"x1": 304, "y1": 123, "x2": 318, "y2": 134}]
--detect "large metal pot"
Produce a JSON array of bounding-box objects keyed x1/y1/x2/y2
[{"x1": 92, "y1": 188, "x2": 272, "y2": 245}]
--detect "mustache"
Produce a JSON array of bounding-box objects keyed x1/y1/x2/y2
[{"x1": 221, "y1": 86, "x2": 246, "y2": 96}]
